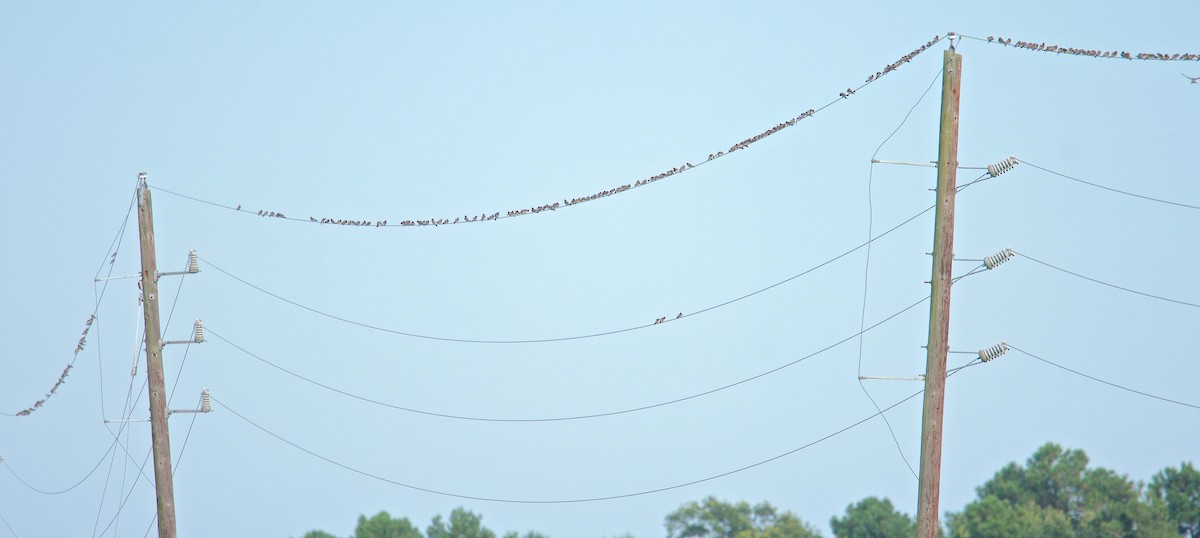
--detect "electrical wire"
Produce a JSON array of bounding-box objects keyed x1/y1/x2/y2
[
  {"x1": 1014, "y1": 251, "x2": 1199, "y2": 309},
  {"x1": 95, "y1": 344, "x2": 197, "y2": 538},
  {"x1": 138, "y1": 394, "x2": 203, "y2": 538},
  {"x1": 212, "y1": 389, "x2": 924, "y2": 504},
  {"x1": 1021, "y1": 160, "x2": 1200, "y2": 211},
  {"x1": 197, "y1": 204, "x2": 933, "y2": 346},
  {"x1": 1010, "y1": 345, "x2": 1199, "y2": 411},
  {"x1": 94, "y1": 268, "x2": 191, "y2": 537},
  {"x1": 958, "y1": 33, "x2": 1200, "y2": 61},
  {"x1": 954, "y1": 172, "x2": 997, "y2": 193},
  {"x1": 856, "y1": 65, "x2": 944, "y2": 482},
  {"x1": 3, "y1": 183, "x2": 139, "y2": 418},
  {"x1": 149, "y1": 35, "x2": 950, "y2": 230},
  {"x1": 1, "y1": 440, "x2": 118, "y2": 496},
  {"x1": 0, "y1": 507, "x2": 17, "y2": 538},
  {"x1": 206, "y1": 295, "x2": 928, "y2": 423}
]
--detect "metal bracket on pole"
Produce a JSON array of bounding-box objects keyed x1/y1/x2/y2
[{"x1": 162, "y1": 320, "x2": 205, "y2": 347}]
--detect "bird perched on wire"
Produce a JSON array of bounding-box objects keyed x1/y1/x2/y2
[{"x1": 1184, "y1": 73, "x2": 1199, "y2": 84}]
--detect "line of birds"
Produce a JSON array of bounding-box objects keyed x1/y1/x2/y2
[
  {"x1": 653, "y1": 313, "x2": 684, "y2": 325},
  {"x1": 14, "y1": 315, "x2": 94, "y2": 417},
  {"x1": 864, "y1": 35, "x2": 943, "y2": 85},
  {"x1": 309, "y1": 217, "x2": 388, "y2": 227},
  {"x1": 224, "y1": 36, "x2": 951, "y2": 231},
  {"x1": 986, "y1": 36, "x2": 1200, "y2": 62}
]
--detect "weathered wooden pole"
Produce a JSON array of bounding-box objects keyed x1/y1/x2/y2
[
  {"x1": 136, "y1": 173, "x2": 178, "y2": 538},
  {"x1": 916, "y1": 47, "x2": 961, "y2": 538}
]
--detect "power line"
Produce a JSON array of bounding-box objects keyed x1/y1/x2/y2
[
  {"x1": 1021, "y1": 160, "x2": 1200, "y2": 211},
  {"x1": 2, "y1": 440, "x2": 118, "y2": 495},
  {"x1": 0, "y1": 507, "x2": 17, "y2": 538},
  {"x1": 1014, "y1": 251, "x2": 1200, "y2": 309},
  {"x1": 138, "y1": 394, "x2": 204, "y2": 538},
  {"x1": 3, "y1": 182, "x2": 140, "y2": 418},
  {"x1": 150, "y1": 35, "x2": 950, "y2": 230},
  {"x1": 197, "y1": 204, "x2": 933, "y2": 345},
  {"x1": 1009, "y1": 345, "x2": 1199, "y2": 411},
  {"x1": 91, "y1": 277, "x2": 191, "y2": 538},
  {"x1": 211, "y1": 389, "x2": 924, "y2": 504},
  {"x1": 206, "y1": 295, "x2": 928, "y2": 423},
  {"x1": 856, "y1": 64, "x2": 944, "y2": 482},
  {"x1": 959, "y1": 33, "x2": 1200, "y2": 61}
]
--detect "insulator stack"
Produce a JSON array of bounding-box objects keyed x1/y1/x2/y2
[
  {"x1": 984, "y1": 248, "x2": 1015, "y2": 270},
  {"x1": 199, "y1": 388, "x2": 211, "y2": 413},
  {"x1": 187, "y1": 249, "x2": 200, "y2": 273},
  {"x1": 987, "y1": 156, "x2": 1019, "y2": 178},
  {"x1": 978, "y1": 342, "x2": 1010, "y2": 362},
  {"x1": 192, "y1": 319, "x2": 205, "y2": 343}
]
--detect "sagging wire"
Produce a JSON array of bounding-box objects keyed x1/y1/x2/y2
[
  {"x1": 197, "y1": 203, "x2": 934, "y2": 345},
  {"x1": 207, "y1": 294, "x2": 928, "y2": 423},
  {"x1": 855, "y1": 64, "x2": 946, "y2": 482},
  {"x1": 959, "y1": 33, "x2": 1200, "y2": 61},
  {"x1": 151, "y1": 35, "x2": 951, "y2": 230}
]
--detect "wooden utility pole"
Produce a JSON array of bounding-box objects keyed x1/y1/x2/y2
[
  {"x1": 136, "y1": 173, "x2": 178, "y2": 538},
  {"x1": 916, "y1": 48, "x2": 961, "y2": 538}
]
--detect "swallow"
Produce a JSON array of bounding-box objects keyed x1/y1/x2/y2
[
  {"x1": 1183, "y1": 73, "x2": 1199, "y2": 84},
  {"x1": 236, "y1": 204, "x2": 241, "y2": 211},
  {"x1": 676, "y1": 313, "x2": 683, "y2": 319}
]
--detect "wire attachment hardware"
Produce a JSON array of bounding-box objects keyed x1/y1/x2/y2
[
  {"x1": 192, "y1": 319, "x2": 205, "y2": 344},
  {"x1": 983, "y1": 248, "x2": 1015, "y2": 270},
  {"x1": 978, "y1": 342, "x2": 1009, "y2": 362},
  {"x1": 162, "y1": 319, "x2": 205, "y2": 347},
  {"x1": 186, "y1": 250, "x2": 200, "y2": 274},
  {"x1": 160, "y1": 249, "x2": 201, "y2": 277},
  {"x1": 987, "y1": 156, "x2": 1019, "y2": 178},
  {"x1": 169, "y1": 388, "x2": 213, "y2": 415}
]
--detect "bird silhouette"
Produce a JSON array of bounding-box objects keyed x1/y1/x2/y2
[{"x1": 1183, "y1": 73, "x2": 1199, "y2": 84}]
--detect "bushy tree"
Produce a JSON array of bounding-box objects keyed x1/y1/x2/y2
[
  {"x1": 302, "y1": 531, "x2": 342, "y2": 538},
  {"x1": 1149, "y1": 462, "x2": 1200, "y2": 537},
  {"x1": 664, "y1": 496, "x2": 821, "y2": 538},
  {"x1": 427, "y1": 507, "x2": 495, "y2": 538},
  {"x1": 947, "y1": 443, "x2": 1174, "y2": 537},
  {"x1": 355, "y1": 510, "x2": 422, "y2": 538},
  {"x1": 829, "y1": 497, "x2": 914, "y2": 538}
]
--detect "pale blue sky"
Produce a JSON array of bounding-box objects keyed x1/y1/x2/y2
[{"x1": 2, "y1": 2, "x2": 1198, "y2": 537}]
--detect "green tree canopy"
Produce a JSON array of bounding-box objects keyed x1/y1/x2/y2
[
  {"x1": 947, "y1": 442, "x2": 1174, "y2": 537},
  {"x1": 302, "y1": 531, "x2": 341, "y2": 538},
  {"x1": 427, "y1": 507, "x2": 496, "y2": 538},
  {"x1": 829, "y1": 496, "x2": 914, "y2": 538},
  {"x1": 355, "y1": 510, "x2": 422, "y2": 538},
  {"x1": 664, "y1": 496, "x2": 821, "y2": 538},
  {"x1": 1149, "y1": 462, "x2": 1200, "y2": 537}
]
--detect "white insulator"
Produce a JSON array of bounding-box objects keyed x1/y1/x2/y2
[
  {"x1": 199, "y1": 388, "x2": 211, "y2": 413},
  {"x1": 187, "y1": 250, "x2": 200, "y2": 273},
  {"x1": 983, "y1": 248, "x2": 1015, "y2": 270},
  {"x1": 987, "y1": 156, "x2": 1019, "y2": 178},
  {"x1": 978, "y1": 342, "x2": 1009, "y2": 362},
  {"x1": 192, "y1": 319, "x2": 205, "y2": 343}
]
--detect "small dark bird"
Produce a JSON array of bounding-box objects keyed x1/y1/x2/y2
[
  {"x1": 1183, "y1": 73, "x2": 1200, "y2": 84},
  {"x1": 235, "y1": 204, "x2": 241, "y2": 211}
]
